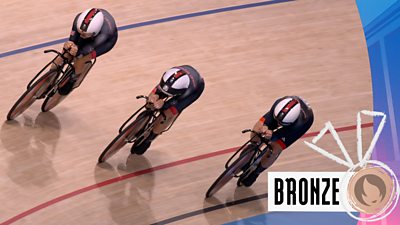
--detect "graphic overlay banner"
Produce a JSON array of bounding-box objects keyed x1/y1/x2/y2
[
  {"x1": 301, "y1": 110, "x2": 399, "y2": 222},
  {"x1": 268, "y1": 172, "x2": 355, "y2": 212}
]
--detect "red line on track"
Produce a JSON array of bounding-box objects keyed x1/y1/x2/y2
[{"x1": 1, "y1": 122, "x2": 373, "y2": 225}]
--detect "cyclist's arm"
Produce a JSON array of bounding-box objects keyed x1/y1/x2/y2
[
  {"x1": 147, "y1": 87, "x2": 167, "y2": 109},
  {"x1": 69, "y1": 14, "x2": 80, "y2": 43},
  {"x1": 56, "y1": 14, "x2": 80, "y2": 60},
  {"x1": 76, "y1": 33, "x2": 109, "y2": 59},
  {"x1": 147, "y1": 86, "x2": 181, "y2": 114},
  {"x1": 251, "y1": 96, "x2": 284, "y2": 139},
  {"x1": 148, "y1": 87, "x2": 158, "y2": 99},
  {"x1": 162, "y1": 97, "x2": 178, "y2": 113},
  {"x1": 251, "y1": 117, "x2": 272, "y2": 141},
  {"x1": 257, "y1": 111, "x2": 288, "y2": 149},
  {"x1": 253, "y1": 120, "x2": 265, "y2": 135},
  {"x1": 147, "y1": 87, "x2": 160, "y2": 106}
]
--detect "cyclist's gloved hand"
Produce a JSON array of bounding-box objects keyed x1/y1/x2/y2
[
  {"x1": 260, "y1": 126, "x2": 273, "y2": 139},
  {"x1": 63, "y1": 41, "x2": 74, "y2": 49},
  {"x1": 153, "y1": 99, "x2": 164, "y2": 109},
  {"x1": 63, "y1": 41, "x2": 78, "y2": 56},
  {"x1": 147, "y1": 94, "x2": 158, "y2": 104},
  {"x1": 146, "y1": 94, "x2": 164, "y2": 110},
  {"x1": 69, "y1": 44, "x2": 78, "y2": 56}
]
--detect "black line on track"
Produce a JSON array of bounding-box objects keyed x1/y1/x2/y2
[{"x1": 151, "y1": 193, "x2": 268, "y2": 225}]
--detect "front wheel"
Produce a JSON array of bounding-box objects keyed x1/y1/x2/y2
[
  {"x1": 41, "y1": 91, "x2": 67, "y2": 112},
  {"x1": 98, "y1": 112, "x2": 151, "y2": 163},
  {"x1": 205, "y1": 145, "x2": 255, "y2": 198},
  {"x1": 7, "y1": 70, "x2": 57, "y2": 120}
]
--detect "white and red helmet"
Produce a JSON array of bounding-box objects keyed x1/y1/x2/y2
[
  {"x1": 273, "y1": 97, "x2": 301, "y2": 126},
  {"x1": 157, "y1": 68, "x2": 190, "y2": 97},
  {"x1": 76, "y1": 8, "x2": 104, "y2": 37}
]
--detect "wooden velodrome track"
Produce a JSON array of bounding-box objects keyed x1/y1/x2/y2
[{"x1": 0, "y1": 0, "x2": 374, "y2": 224}]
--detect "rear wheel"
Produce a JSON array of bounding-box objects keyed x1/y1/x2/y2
[
  {"x1": 205, "y1": 145, "x2": 255, "y2": 198},
  {"x1": 98, "y1": 112, "x2": 151, "y2": 163},
  {"x1": 7, "y1": 70, "x2": 57, "y2": 120},
  {"x1": 41, "y1": 91, "x2": 67, "y2": 112},
  {"x1": 41, "y1": 62, "x2": 92, "y2": 112},
  {"x1": 41, "y1": 68, "x2": 73, "y2": 112},
  {"x1": 73, "y1": 61, "x2": 92, "y2": 88}
]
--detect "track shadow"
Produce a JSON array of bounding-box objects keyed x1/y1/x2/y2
[
  {"x1": 150, "y1": 186, "x2": 266, "y2": 224},
  {"x1": 94, "y1": 155, "x2": 155, "y2": 225},
  {"x1": 0, "y1": 112, "x2": 61, "y2": 187},
  {"x1": 202, "y1": 187, "x2": 266, "y2": 225}
]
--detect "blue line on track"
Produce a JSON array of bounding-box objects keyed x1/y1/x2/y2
[{"x1": 0, "y1": 0, "x2": 293, "y2": 59}]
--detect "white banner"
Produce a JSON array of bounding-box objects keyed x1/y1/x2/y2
[{"x1": 268, "y1": 172, "x2": 356, "y2": 212}]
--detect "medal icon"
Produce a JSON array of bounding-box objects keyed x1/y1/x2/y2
[{"x1": 304, "y1": 110, "x2": 399, "y2": 222}]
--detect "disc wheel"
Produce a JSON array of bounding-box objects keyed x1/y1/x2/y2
[
  {"x1": 41, "y1": 62, "x2": 92, "y2": 112},
  {"x1": 41, "y1": 91, "x2": 67, "y2": 112},
  {"x1": 98, "y1": 112, "x2": 151, "y2": 163},
  {"x1": 7, "y1": 70, "x2": 57, "y2": 120},
  {"x1": 205, "y1": 146, "x2": 254, "y2": 198}
]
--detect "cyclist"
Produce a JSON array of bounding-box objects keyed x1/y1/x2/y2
[
  {"x1": 131, "y1": 65, "x2": 205, "y2": 155},
  {"x1": 240, "y1": 96, "x2": 314, "y2": 186},
  {"x1": 51, "y1": 8, "x2": 118, "y2": 95}
]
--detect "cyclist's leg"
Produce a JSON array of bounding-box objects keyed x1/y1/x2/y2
[
  {"x1": 59, "y1": 36, "x2": 117, "y2": 95},
  {"x1": 240, "y1": 144, "x2": 282, "y2": 187},
  {"x1": 58, "y1": 50, "x2": 92, "y2": 95},
  {"x1": 130, "y1": 116, "x2": 163, "y2": 154},
  {"x1": 74, "y1": 54, "x2": 93, "y2": 74},
  {"x1": 153, "y1": 80, "x2": 204, "y2": 135},
  {"x1": 152, "y1": 108, "x2": 179, "y2": 135},
  {"x1": 50, "y1": 49, "x2": 73, "y2": 71},
  {"x1": 239, "y1": 141, "x2": 259, "y2": 171},
  {"x1": 241, "y1": 115, "x2": 314, "y2": 187},
  {"x1": 260, "y1": 112, "x2": 314, "y2": 170},
  {"x1": 131, "y1": 108, "x2": 177, "y2": 154},
  {"x1": 50, "y1": 56, "x2": 64, "y2": 70},
  {"x1": 260, "y1": 142, "x2": 282, "y2": 168},
  {"x1": 132, "y1": 82, "x2": 204, "y2": 154}
]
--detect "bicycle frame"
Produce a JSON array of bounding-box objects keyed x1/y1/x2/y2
[
  {"x1": 126, "y1": 111, "x2": 157, "y2": 144},
  {"x1": 27, "y1": 49, "x2": 96, "y2": 92},
  {"x1": 118, "y1": 96, "x2": 150, "y2": 133},
  {"x1": 118, "y1": 95, "x2": 178, "y2": 135},
  {"x1": 27, "y1": 49, "x2": 73, "y2": 89},
  {"x1": 73, "y1": 59, "x2": 96, "y2": 89},
  {"x1": 241, "y1": 144, "x2": 271, "y2": 177},
  {"x1": 224, "y1": 130, "x2": 268, "y2": 167}
]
